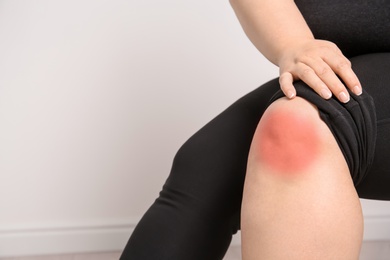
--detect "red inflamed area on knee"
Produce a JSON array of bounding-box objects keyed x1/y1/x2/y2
[{"x1": 257, "y1": 109, "x2": 321, "y2": 175}]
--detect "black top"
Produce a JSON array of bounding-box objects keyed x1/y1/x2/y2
[{"x1": 295, "y1": 0, "x2": 390, "y2": 57}]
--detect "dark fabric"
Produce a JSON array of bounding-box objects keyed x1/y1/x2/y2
[
  {"x1": 295, "y1": 0, "x2": 390, "y2": 58},
  {"x1": 348, "y1": 53, "x2": 390, "y2": 199},
  {"x1": 121, "y1": 53, "x2": 390, "y2": 260}
]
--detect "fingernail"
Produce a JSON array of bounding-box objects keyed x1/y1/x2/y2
[
  {"x1": 354, "y1": 85, "x2": 362, "y2": 95},
  {"x1": 338, "y1": 92, "x2": 350, "y2": 103},
  {"x1": 320, "y1": 89, "x2": 332, "y2": 99},
  {"x1": 287, "y1": 90, "x2": 296, "y2": 99}
]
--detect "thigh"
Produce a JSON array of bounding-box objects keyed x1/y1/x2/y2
[
  {"x1": 121, "y1": 77, "x2": 282, "y2": 260},
  {"x1": 351, "y1": 53, "x2": 390, "y2": 199},
  {"x1": 358, "y1": 121, "x2": 390, "y2": 200}
]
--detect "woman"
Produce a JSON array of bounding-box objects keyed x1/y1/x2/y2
[{"x1": 121, "y1": 0, "x2": 390, "y2": 259}]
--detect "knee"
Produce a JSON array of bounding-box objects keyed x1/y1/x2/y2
[{"x1": 249, "y1": 97, "x2": 331, "y2": 175}]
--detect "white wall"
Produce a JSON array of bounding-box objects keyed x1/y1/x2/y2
[{"x1": 0, "y1": 0, "x2": 389, "y2": 257}]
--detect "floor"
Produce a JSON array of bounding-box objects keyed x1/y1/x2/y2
[{"x1": 2, "y1": 241, "x2": 390, "y2": 260}]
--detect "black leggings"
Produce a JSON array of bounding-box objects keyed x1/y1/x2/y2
[{"x1": 121, "y1": 53, "x2": 390, "y2": 259}]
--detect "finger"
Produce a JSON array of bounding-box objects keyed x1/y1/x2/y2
[
  {"x1": 294, "y1": 63, "x2": 333, "y2": 100},
  {"x1": 279, "y1": 72, "x2": 296, "y2": 99},
  {"x1": 303, "y1": 57, "x2": 350, "y2": 103},
  {"x1": 324, "y1": 55, "x2": 363, "y2": 96}
]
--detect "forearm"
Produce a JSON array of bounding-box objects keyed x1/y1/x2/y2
[{"x1": 229, "y1": 0, "x2": 314, "y2": 66}]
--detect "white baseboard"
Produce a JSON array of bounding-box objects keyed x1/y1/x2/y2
[
  {"x1": 1, "y1": 216, "x2": 390, "y2": 258},
  {"x1": 363, "y1": 216, "x2": 390, "y2": 240},
  {"x1": 0, "y1": 222, "x2": 134, "y2": 258}
]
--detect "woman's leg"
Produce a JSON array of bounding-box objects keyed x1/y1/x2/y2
[
  {"x1": 120, "y1": 81, "x2": 281, "y2": 260},
  {"x1": 241, "y1": 97, "x2": 363, "y2": 259}
]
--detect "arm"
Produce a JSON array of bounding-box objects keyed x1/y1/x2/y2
[{"x1": 230, "y1": 0, "x2": 362, "y2": 102}]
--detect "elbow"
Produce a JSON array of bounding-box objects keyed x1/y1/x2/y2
[
  {"x1": 229, "y1": 0, "x2": 237, "y2": 7},
  {"x1": 229, "y1": 0, "x2": 244, "y2": 10}
]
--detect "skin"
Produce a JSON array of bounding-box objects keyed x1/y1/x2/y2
[
  {"x1": 229, "y1": 0, "x2": 362, "y2": 103},
  {"x1": 255, "y1": 108, "x2": 320, "y2": 175}
]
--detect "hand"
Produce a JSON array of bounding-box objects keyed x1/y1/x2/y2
[{"x1": 278, "y1": 39, "x2": 362, "y2": 103}]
